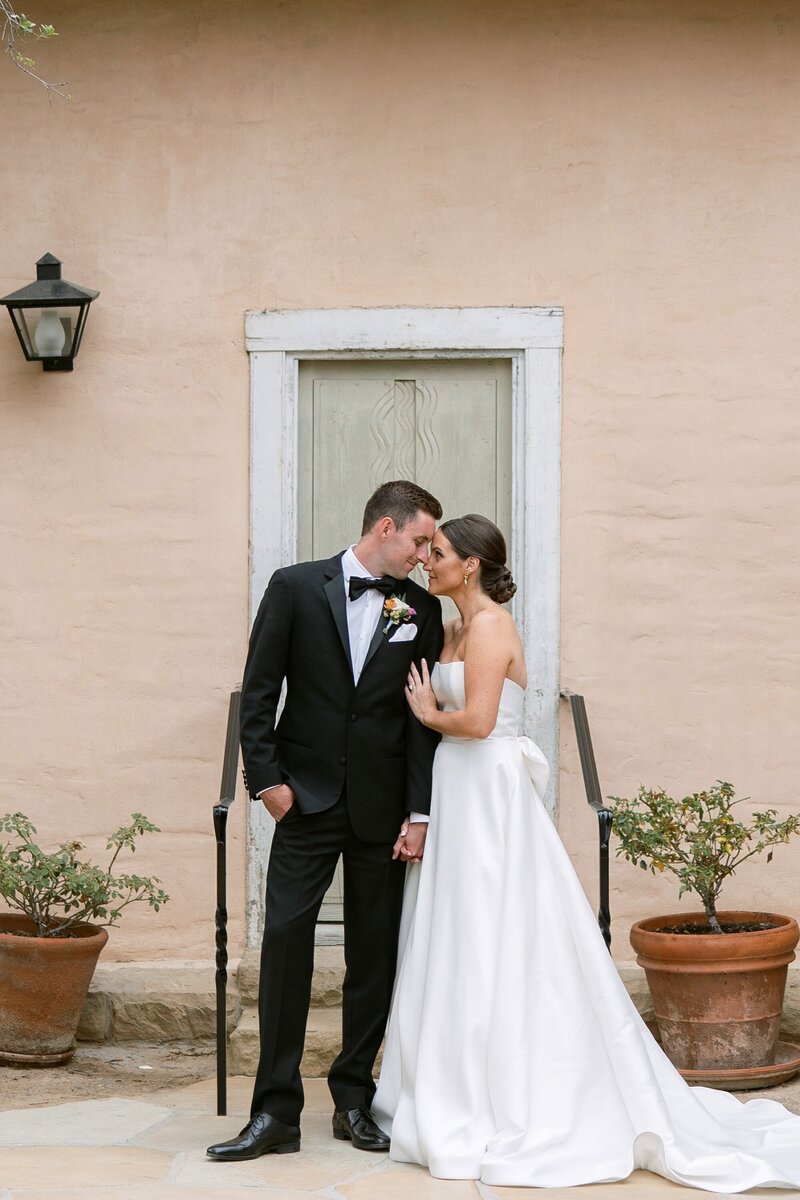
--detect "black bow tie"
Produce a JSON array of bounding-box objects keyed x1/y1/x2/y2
[{"x1": 348, "y1": 575, "x2": 401, "y2": 601}]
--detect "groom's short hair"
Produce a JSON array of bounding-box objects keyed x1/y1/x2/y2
[{"x1": 361, "y1": 480, "x2": 443, "y2": 535}]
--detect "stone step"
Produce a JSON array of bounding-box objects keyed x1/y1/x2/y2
[
  {"x1": 229, "y1": 1005, "x2": 372, "y2": 1078},
  {"x1": 76, "y1": 955, "x2": 800, "y2": 1055},
  {"x1": 238, "y1": 944, "x2": 345, "y2": 1008},
  {"x1": 77, "y1": 960, "x2": 241, "y2": 1043},
  {"x1": 75, "y1": 948, "x2": 344, "y2": 1045}
]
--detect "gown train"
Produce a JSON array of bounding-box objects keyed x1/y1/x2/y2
[{"x1": 373, "y1": 661, "x2": 800, "y2": 1191}]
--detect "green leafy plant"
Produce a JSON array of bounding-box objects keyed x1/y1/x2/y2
[
  {"x1": 0, "y1": 812, "x2": 169, "y2": 937},
  {"x1": 2, "y1": 3, "x2": 66, "y2": 96},
  {"x1": 609, "y1": 782, "x2": 800, "y2": 933}
]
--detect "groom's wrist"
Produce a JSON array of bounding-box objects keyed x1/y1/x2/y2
[{"x1": 254, "y1": 784, "x2": 281, "y2": 801}]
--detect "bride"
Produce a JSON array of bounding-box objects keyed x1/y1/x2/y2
[{"x1": 372, "y1": 513, "x2": 800, "y2": 1192}]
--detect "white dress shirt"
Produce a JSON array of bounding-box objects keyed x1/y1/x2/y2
[
  {"x1": 342, "y1": 547, "x2": 428, "y2": 825},
  {"x1": 341, "y1": 545, "x2": 385, "y2": 683}
]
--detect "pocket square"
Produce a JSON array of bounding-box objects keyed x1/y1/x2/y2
[{"x1": 389, "y1": 623, "x2": 417, "y2": 643}]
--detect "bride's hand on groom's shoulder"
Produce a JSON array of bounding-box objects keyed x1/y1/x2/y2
[{"x1": 406, "y1": 659, "x2": 436, "y2": 726}]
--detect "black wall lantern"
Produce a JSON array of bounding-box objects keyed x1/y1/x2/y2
[{"x1": 0, "y1": 253, "x2": 99, "y2": 371}]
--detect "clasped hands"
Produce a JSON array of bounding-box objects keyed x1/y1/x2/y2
[{"x1": 392, "y1": 817, "x2": 427, "y2": 862}]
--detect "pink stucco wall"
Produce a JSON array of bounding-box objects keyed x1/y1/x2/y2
[{"x1": 1, "y1": 0, "x2": 798, "y2": 960}]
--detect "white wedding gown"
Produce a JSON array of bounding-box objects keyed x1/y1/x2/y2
[{"x1": 373, "y1": 661, "x2": 800, "y2": 1191}]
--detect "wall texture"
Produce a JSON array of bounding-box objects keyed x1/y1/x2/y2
[{"x1": 1, "y1": 0, "x2": 798, "y2": 959}]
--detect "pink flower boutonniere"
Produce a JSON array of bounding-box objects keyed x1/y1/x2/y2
[{"x1": 382, "y1": 595, "x2": 416, "y2": 635}]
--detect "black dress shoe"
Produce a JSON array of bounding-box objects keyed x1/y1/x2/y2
[
  {"x1": 206, "y1": 1112, "x2": 301, "y2": 1161},
  {"x1": 332, "y1": 1107, "x2": 390, "y2": 1151}
]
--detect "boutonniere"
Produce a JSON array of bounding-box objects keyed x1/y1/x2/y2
[{"x1": 382, "y1": 594, "x2": 416, "y2": 635}]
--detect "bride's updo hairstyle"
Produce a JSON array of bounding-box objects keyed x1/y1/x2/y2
[{"x1": 439, "y1": 514, "x2": 517, "y2": 604}]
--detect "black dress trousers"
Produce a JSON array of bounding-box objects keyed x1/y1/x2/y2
[{"x1": 250, "y1": 790, "x2": 405, "y2": 1124}]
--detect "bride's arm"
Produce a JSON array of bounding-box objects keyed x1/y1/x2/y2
[{"x1": 406, "y1": 610, "x2": 512, "y2": 739}]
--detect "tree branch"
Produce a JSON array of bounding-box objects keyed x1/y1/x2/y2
[{"x1": 1, "y1": 1, "x2": 68, "y2": 98}]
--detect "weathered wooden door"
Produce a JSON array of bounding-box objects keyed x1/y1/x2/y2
[{"x1": 298, "y1": 357, "x2": 513, "y2": 920}]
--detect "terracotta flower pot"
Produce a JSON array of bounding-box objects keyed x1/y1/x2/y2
[
  {"x1": 630, "y1": 910, "x2": 799, "y2": 1080},
  {"x1": 0, "y1": 913, "x2": 108, "y2": 1065}
]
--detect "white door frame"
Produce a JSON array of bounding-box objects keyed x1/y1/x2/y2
[{"x1": 244, "y1": 306, "x2": 563, "y2": 946}]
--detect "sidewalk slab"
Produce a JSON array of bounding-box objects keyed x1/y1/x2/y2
[
  {"x1": 0, "y1": 1076, "x2": 793, "y2": 1199},
  {"x1": 0, "y1": 1098, "x2": 171, "y2": 1146},
  {"x1": 7, "y1": 1191, "x2": 294, "y2": 1200},
  {"x1": 0, "y1": 1145, "x2": 172, "y2": 1188}
]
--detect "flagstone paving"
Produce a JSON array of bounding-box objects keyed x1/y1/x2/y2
[{"x1": 0, "y1": 1074, "x2": 796, "y2": 1199}]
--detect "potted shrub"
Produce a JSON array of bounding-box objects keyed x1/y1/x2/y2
[
  {"x1": 610, "y1": 781, "x2": 800, "y2": 1088},
  {"x1": 0, "y1": 811, "x2": 168, "y2": 1065}
]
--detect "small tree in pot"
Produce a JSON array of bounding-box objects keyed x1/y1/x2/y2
[
  {"x1": 0, "y1": 811, "x2": 168, "y2": 1064},
  {"x1": 611, "y1": 781, "x2": 800, "y2": 934},
  {"x1": 609, "y1": 782, "x2": 800, "y2": 1086}
]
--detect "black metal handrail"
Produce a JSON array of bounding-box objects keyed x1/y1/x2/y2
[
  {"x1": 560, "y1": 689, "x2": 613, "y2": 950},
  {"x1": 213, "y1": 685, "x2": 242, "y2": 1117}
]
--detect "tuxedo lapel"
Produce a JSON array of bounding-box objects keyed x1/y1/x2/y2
[
  {"x1": 360, "y1": 584, "x2": 408, "y2": 678},
  {"x1": 323, "y1": 555, "x2": 353, "y2": 674},
  {"x1": 360, "y1": 609, "x2": 387, "y2": 677}
]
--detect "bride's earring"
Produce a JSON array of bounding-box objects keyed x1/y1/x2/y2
[{"x1": 464, "y1": 574, "x2": 469, "y2": 587}]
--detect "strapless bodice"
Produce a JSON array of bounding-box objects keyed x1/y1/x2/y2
[{"x1": 432, "y1": 660, "x2": 524, "y2": 741}]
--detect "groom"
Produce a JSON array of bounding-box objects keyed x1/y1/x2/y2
[{"x1": 208, "y1": 480, "x2": 444, "y2": 1161}]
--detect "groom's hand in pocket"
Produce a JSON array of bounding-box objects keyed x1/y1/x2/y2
[{"x1": 259, "y1": 783, "x2": 296, "y2": 823}]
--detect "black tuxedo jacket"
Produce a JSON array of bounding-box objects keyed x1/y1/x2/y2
[{"x1": 240, "y1": 552, "x2": 444, "y2": 842}]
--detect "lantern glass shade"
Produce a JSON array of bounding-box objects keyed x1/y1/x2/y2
[
  {"x1": 8, "y1": 302, "x2": 92, "y2": 366},
  {"x1": 1, "y1": 254, "x2": 99, "y2": 372}
]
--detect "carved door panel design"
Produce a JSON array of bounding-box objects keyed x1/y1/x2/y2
[{"x1": 298, "y1": 358, "x2": 512, "y2": 920}]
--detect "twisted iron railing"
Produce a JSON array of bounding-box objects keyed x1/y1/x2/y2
[
  {"x1": 213, "y1": 685, "x2": 241, "y2": 1117},
  {"x1": 560, "y1": 689, "x2": 613, "y2": 950}
]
